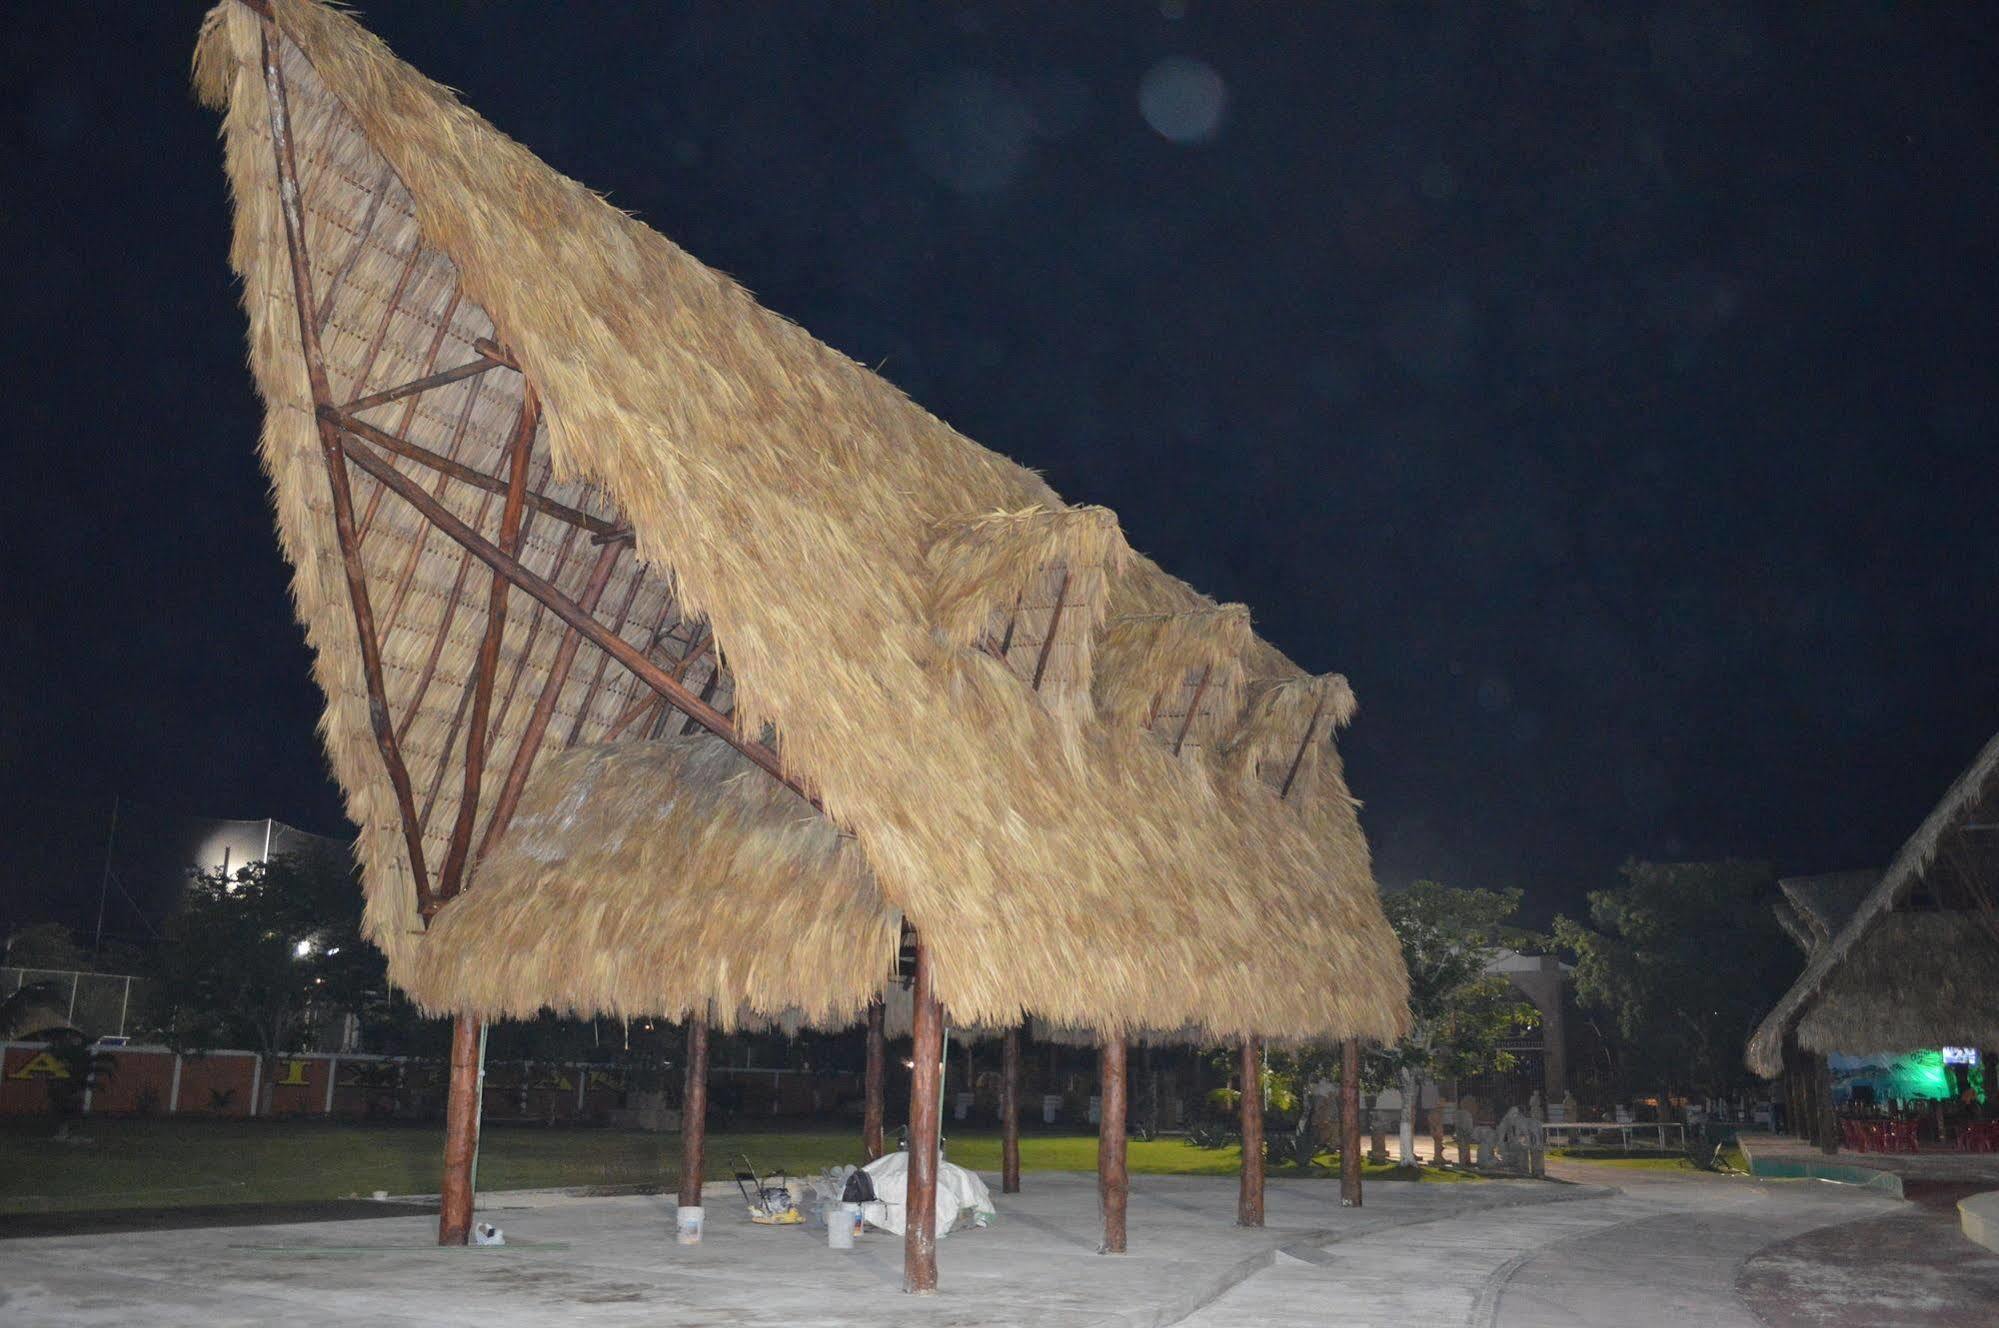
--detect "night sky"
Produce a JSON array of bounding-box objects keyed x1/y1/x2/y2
[{"x1": 4, "y1": 2, "x2": 1996, "y2": 940}]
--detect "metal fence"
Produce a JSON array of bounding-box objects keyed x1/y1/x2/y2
[{"x1": 2, "y1": 967, "x2": 147, "y2": 1040}]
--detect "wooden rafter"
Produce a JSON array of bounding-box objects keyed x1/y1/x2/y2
[
  {"x1": 325, "y1": 407, "x2": 619, "y2": 538},
  {"x1": 433, "y1": 390, "x2": 539, "y2": 909},
  {"x1": 360, "y1": 285, "x2": 467, "y2": 546},
  {"x1": 337, "y1": 433, "x2": 813, "y2": 804},
  {"x1": 257, "y1": 9, "x2": 434, "y2": 916},
  {"x1": 1276, "y1": 687, "x2": 1331, "y2": 800},
  {"x1": 482, "y1": 517, "x2": 584, "y2": 755},
  {"x1": 343, "y1": 242, "x2": 426, "y2": 415},
  {"x1": 313, "y1": 161, "x2": 394, "y2": 331},
  {"x1": 560, "y1": 566, "x2": 649, "y2": 746},
  {"x1": 342, "y1": 346, "x2": 512, "y2": 415},
  {"x1": 602, "y1": 691, "x2": 664, "y2": 744},
  {"x1": 1028, "y1": 569, "x2": 1070, "y2": 692},
  {"x1": 1172, "y1": 663, "x2": 1213, "y2": 758},
  {"x1": 677, "y1": 658, "x2": 729, "y2": 737},
  {"x1": 477, "y1": 540, "x2": 625, "y2": 861}
]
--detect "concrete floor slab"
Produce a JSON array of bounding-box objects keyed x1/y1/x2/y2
[
  {"x1": 0, "y1": 1174, "x2": 1582, "y2": 1328},
  {"x1": 7, "y1": 1165, "x2": 1988, "y2": 1327}
]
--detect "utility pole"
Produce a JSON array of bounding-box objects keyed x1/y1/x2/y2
[{"x1": 93, "y1": 794, "x2": 120, "y2": 958}]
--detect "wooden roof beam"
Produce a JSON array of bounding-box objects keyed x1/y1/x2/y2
[
  {"x1": 341, "y1": 351, "x2": 513, "y2": 415},
  {"x1": 323, "y1": 406, "x2": 621, "y2": 539},
  {"x1": 337, "y1": 430, "x2": 815, "y2": 806},
  {"x1": 257, "y1": 7, "x2": 433, "y2": 915},
  {"x1": 1276, "y1": 687, "x2": 1331, "y2": 801},
  {"x1": 433, "y1": 390, "x2": 539, "y2": 909},
  {"x1": 1171, "y1": 663, "x2": 1213, "y2": 759}
]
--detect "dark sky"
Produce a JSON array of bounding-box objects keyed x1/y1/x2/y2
[{"x1": 4, "y1": 1, "x2": 1996, "y2": 937}]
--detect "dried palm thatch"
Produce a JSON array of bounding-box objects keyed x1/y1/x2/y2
[
  {"x1": 1793, "y1": 912, "x2": 1999, "y2": 1057},
  {"x1": 1224, "y1": 673, "x2": 1361, "y2": 805},
  {"x1": 1773, "y1": 897, "x2": 1816, "y2": 955},
  {"x1": 1027, "y1": 1019, "x2": 1213, "y2": 1050},
  {"x1": 1094, "y1": 607, "x2": 1251, "y2": 762},
  {"x1": 400, "y1": 736, "x2": 898, "y2": 1030},
  {"x1": 1777, "y1": 871, "x2": 1878, "y2": 952},
  {"x1": 926, "y1": 505, "x2": 1129, "y2": 721},
  {"x1": 196, "y1": 0, "x2": 1407, "y2": 1043},
  {"x1": 1748, "y1": 729, "x2": 1999, "y2": 1075}
]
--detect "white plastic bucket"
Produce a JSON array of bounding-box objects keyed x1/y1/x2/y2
[
  {"x1": 826, "y1": 1203, "x2": 857, "y2": 1250},
  {"x1": 675, "y1": 1205, "x2": 704, "y2": 1245}
]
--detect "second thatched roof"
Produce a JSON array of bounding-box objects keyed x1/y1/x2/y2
[{"x1": 1748, "y1": 729, "x2": 1999, "y2": 1075}]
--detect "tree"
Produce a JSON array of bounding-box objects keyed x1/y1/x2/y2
[
  {"x1": 37, "y1": 1029, "x2": 117, "y2": 1129},
  {"x1": 1553, "y1": 859, "x2": 1792, "y2": 1115},
  {"x1": 4, "y1": 922, "x2": 90, "y2": 971},
  {"x1": 1376, "y1": 883, "x2": 1541, "y2": 1164},
  {"x1": 0, "y1": 979, "x2": 66, "y2": 1039},
  {"x1": 148, "y1": 850, "x2": 383, "y2": 1113}
]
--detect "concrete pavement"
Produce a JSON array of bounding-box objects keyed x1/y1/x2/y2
[
  {"x1": 4, "y1": 1162, "x2": 1979, "y2": 1326},
  {"x1": 1181, "y1": 1163, "x2": 1906, "y2": 1328}
]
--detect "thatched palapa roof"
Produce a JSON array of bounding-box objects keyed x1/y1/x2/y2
[
  {"x1": 1791, "y1": 912, "x2": 1999, "y2": 1058},
  {"x1": 1775, "y1": 871, "x2": 1878, "y2": 954},
  {"x1": 198, "y1": 0, "x2": 1407, "y2": 1043},
  {"x1": 1747, "y1": 731, "x2": 1999, "y2": 1075},
  {"x1": 402, "y1": 737, "x2": 894, "y2": 1031}
]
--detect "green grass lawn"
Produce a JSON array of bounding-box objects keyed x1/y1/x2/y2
[
  {"x1": 0, "y1": 1118, "x2": 1470, "y2": 1214},
  {"x1": 1546, "y1": 1145, "x2": 1749, "y2": 1174}
]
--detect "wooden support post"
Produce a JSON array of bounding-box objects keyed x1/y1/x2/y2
[
  {"x1": 1237, "y1": 1036, "x2": 1264, "y2": 1227},
  {"x1": 1340, "y1": 1039, "x2": 1363, "y2": 1208},
  {"x1": 1806, "y1": 1057, "x2": 1822, "y2": 1145},
  {"x1": 904, "y1": 937, "x2": 943, "y2": 1294},
  {"x1": 1816, "y1": 1054, "x2": 1839, "y2": 1155},
  {"x1": 1001, "y1": 1026, "x2": 1022, "y2": 1194},
  {"x1": 680, "y1": 1015, "x2": 710, "y2": 1208},
  {"x1": 863, "y1": 997, "x2": 886, "y2": 1162},
  {"x1": 437, "y1": 1015, "x2": 482, "y2": 1245},
  {"x1": 1098, "y1": 1034, "x2": 1129, "y2": 1254}
]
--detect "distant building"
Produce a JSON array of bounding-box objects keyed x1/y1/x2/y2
[
  {"x1": 1748, "y1": 729, "x2": 1999, "y2": 1148},
  {"x1": 1485, "y1": 949, "x2": 1573, "y2": 1106}
]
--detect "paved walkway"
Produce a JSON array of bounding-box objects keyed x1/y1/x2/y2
[
  {"x1": 1181, "y1": 1164, "x2": 1907, "y2": 1328},
  {"x1": 4, "y1": 1163, "x2": 1988, "y2": 1326}
]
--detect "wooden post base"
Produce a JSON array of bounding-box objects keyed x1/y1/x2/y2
[
  {"x1": 438, "y1": 1014, "x2": 482, "y2": 1245},
  {"x1": 1099, "y1": 1034, "x2": 1129, "y2": 1254},
  {"x1": 1237, "y1": 1036, "x2": 1264, "y2": 1227},
  {"x1": 1001, "y1": 1026, "x2": 1022, "y2": 1194},
  {"x1": 904, "y1": 942, "x2": 943, "y2": 1293}
]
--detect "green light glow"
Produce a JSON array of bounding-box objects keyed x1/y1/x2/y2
[
  {"x1": 1888, "y1": 1048, "x2": 1951, "y2": 1101},
  {"x1": 1831, "y1": 1047, "x2": 1984, "y2": 1105}
]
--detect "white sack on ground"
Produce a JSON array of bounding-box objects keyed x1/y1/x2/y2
[{"x1": 859, "y1": 1151, "x2": 996, "y2": 1237}]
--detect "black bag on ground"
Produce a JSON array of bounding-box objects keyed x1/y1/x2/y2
[{"x1": 841, "y1": 1168, "x2": 876, "y2": 1204}]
